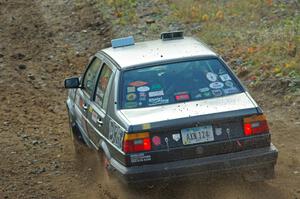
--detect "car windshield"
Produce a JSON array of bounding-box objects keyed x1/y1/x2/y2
[{"x1": 120, "y1": 58, "x2": 242, "y2": 109}]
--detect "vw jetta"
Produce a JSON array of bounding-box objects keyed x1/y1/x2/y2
[{"x1": 64, "y1": 32, "x2": 278, "y2": 183}]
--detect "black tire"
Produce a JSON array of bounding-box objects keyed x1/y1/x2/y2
[
  {"x1": 67, "y1": 110, "x2": 88, "y2": 155},
  {"x1": 97, "y1": 149, "x2": 112, "y2": 181}
]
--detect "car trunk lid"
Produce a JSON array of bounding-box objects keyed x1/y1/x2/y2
[{"x1": 119, "y1": 93, "x2": 270, "y2": 166}]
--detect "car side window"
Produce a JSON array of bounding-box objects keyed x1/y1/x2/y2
[
  {"x1": 83, "y1": 58, "x2": 102, "y2": 97},
  {"x1": 95, "y1": 63, "x2": 113, "y2": 109}
]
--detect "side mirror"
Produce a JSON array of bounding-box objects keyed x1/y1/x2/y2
[{"x1": 64, "y1": 77, "x2": 80, "y2": 89}]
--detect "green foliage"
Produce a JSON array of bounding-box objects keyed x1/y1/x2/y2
[
  {"x1": 168, "y1": 0, "x2": 299, "y2": 83},
  {"x1": 100, "y1": 0, "x2": 138, "y2": 25}
]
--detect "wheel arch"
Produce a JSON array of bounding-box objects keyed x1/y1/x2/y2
[{"x1": 99, "y1": 139, "x2": 112, "y2": 160}]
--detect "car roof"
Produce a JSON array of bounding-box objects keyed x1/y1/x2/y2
[{"x1": 101, "y1": 37, "x2": 217, "y2": 69}]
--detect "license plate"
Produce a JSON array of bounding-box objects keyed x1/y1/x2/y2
[{"x1": 181, "y1": 125, "x2": 214, "y2": 145}]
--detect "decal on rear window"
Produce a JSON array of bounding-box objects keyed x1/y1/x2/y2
[
  {"x1": 206, "y1": 72, "x2": 218, "y2": 82},
  {"x1": 127, "y1": 86, "x2": 136, "y2": 93},
  {"x1": 209, "y1": 82, "x2": 224, "y2": 89},
  {"x1": 148, "y1": 97, "x2": 169, "y2": 106},
  {"x1": 120, "y1": 58, "x2": 242, "y2": 109},
  {"x1": 129, "y1": 81, "x2": 148, "y2": 87},
  {"x1": 137, "y1": 86, "x2": 150, "y2": 92},
  {"x1": 148, "y1": 90, "x2": 164, "y2": 97},
  {"x1": 126, "y1": 93, "x2": 137, "y2": 101},
  {"x1": 124, "y1": 101, "x2": 138, "y2": 108},
  {"x1": 175, "y1": 92, "x2": 190, "y2": 102},
  {"x1": 219, "y1": 74, "x2": 232, "y2": 81},
  {"x1": 225, "y1": 81, "x2": 234, "y2": 87},
  {"x1": 139, "y1": 92, "x2": 147, "y2": 101}
]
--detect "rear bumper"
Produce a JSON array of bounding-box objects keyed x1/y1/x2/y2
[{"x1": 110, "y1": 144, "x2": 278, "y2": 184}]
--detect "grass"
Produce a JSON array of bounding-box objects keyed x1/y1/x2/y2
[
  {"x1": 169, "y1": 0, "x2": 300, "y2": 83},
  {"x1": 96, "y1": 0, "x2": 299, "y2": 90}
]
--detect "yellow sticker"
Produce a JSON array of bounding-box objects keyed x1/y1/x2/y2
[
  {"x1": 142, "y1": 123, "x2": 151, "y2": 130},
  {"x1": 88, "y1": 106, "x2": 93, "y2": 113},
  {"x1": 126, "y1": 93, "x2": 137, "y2": 101}
]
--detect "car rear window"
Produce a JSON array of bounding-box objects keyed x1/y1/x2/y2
[{"x1": 120, "y1": 58, "x2": 242, "y2": 109}]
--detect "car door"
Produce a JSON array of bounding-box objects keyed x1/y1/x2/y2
[
  {"x1": 86, "y1": 58, "x2": 115, "y2": 147},
  {"x1": 74, "y1": 57, "x2": 102, "y2": 140}
]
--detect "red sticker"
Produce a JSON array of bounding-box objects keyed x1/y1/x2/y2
[
  {"x1": 79, "y1": 98, "x2": 84, "y2": 107},
  {"x1": 175, "y1": 93, "x2": 190, "y2": 101},
  {"x1": 152, "y1": 136, "x2": 161, "y2": 146},
  {"x1": 129, "y1": 81, "x2": 148, "y2": 87}
]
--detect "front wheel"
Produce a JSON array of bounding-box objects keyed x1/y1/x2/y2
[{"x1": 68, "y1": 111, "x2": 88, "y2": 155}]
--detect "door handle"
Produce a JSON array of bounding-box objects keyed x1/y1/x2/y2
[
  {"x1": 97, "y1": 119, "x2": 103, "y2": 126},
  {"x1": 82, "y1": 104, "x2": 88, "y2": 111}
]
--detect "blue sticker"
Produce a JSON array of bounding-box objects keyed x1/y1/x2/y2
[
  {"x1": 212, "y1": 89, "x2": 223, "y2": 97},
  {"x1": 125, "y1": 102, "x2": 138, "y2": 108},
  {"x1": 223, "y1": 87, "x2": 239, "y2": 94}
]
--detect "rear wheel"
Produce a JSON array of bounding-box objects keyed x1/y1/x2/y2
[
  {"x1": 97, "y1": 149, "x2": 112, "y2": 181},
  {"x1": 68, "y1": 110, "x2": 88, "y2": 155}
]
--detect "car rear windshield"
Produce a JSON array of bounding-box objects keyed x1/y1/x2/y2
[{"x1": 120, "y1": 58, "x2": 242, "y2": 109}]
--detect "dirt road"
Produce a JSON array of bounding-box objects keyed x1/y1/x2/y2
[{"x1": 0, "y1": 0, "x2": 299, "y2": 198}]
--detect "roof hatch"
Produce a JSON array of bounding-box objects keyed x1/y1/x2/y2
[{"x1": 160, "y1": 31, "x2": 184, "y2": 41}]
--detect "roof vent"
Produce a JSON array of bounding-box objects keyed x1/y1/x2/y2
[
  {"x1": 111, "y1": 36, "x2": 135, "y2": 48},
  {"x1": 160, "y1": 31, "x2": 184, "y2": 41}
]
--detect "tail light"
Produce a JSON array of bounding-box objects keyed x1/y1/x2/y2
[
  {"x1": 123, "y1": 132, "x2": 151, "y2": 153},
  {"x1": 243, "y1": 114, "x2": 269, "y2": 136}
]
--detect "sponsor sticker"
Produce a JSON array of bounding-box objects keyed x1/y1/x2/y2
[
  {"x1": 97, "y1": 89, "x2": 104, "y2": 98},
  {"x1": 127, "y1": 86, "x2": 136, "y2": 93},
  {"x1": 203, "y1": 91, "x2": 211, "y2": 97},
  {"x1": 225, "y1": 81, "x2": 234, "y2": 87},
  {"x1": 75, "y1": 95, "x2": 80, "y2": 105},
  {"x1": 223, "y1": 87, "x2": 239, "y2": 94},
  {"x1": 91, "y1": 111, "x2": 97, "y2": 123},
  {"x1": 108, "y1": 121, "x2": 124, "y2": 149},
  {"x1": 79, "y1": 98, "x2": 84, "y2": 108},
  {"x1": 218, "y1": 68, "x2": 226, "y2": 74},
  {"x1": 124, "y1": 102, "x2": 138, "y2": 108},
  {"x1": 206, "y1": 72, "x2": 218, "y2": 82},
  {"x1": 129, "y1": 81, "x2": 148, "y2": 87},
  {"x1": 219, "y1": 74, "x2": 232, "y2": 81},
  {"x1": 199, "y1": 87, "x2": 210, "y2": 92},
  {"x1": 175, "y1": 93, "x2": 190, "y2": 101},
  {"x1": 209, "y1": 82, "x2": 224, "y2": 89},
  {"x1": 172, "y1": 134, "x2": 181, "y2": 142},
  {"x1": 95, "y1": 95, "x2": 102, "y2": 106},
  {"x1": 137, "y1": 86, "x2": 150, "y2": 92},
  {"x1": 149, "y1": 90, "x2": 164, "y2": 97},
  {"x1": 139, "y1": 92, "x2": 147, "y2": 101},
  {"x1": 151, "y1": 84, "x2": 162, "y2": 91},
  {"x1": 130, "y1": 153, "x2": 151, "y2": 163},
  {"x1": 195, "y1": 93, "x2": 202, "y2": 99},
  {"x1": 126, "y1": 93, "x2": 137, "y2": 101},
  {"x1": 211, "y1": 89, "x2": 223, "y2": 97},
  {"x1": 152, "y1": 136, "x2": 161, "y2": 146},
  {"x1": 215, "y1": 128, "x2": 223, "y2": 136},
  {"x1": 142, "y1": 123, "x2": 151, "y2": 130},
  {"x1": 148, "y1": 97, "x2": 169, "y2": 106}
]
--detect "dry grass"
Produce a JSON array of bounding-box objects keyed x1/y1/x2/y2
[{"x1": 169, "y1": 0, "x2": 299, "y2": 81}]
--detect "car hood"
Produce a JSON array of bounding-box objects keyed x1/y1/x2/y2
[{"x1": 119, "y1": 92, "x2": 257, "y2": 125}]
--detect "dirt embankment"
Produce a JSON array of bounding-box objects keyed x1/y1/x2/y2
[{"x1": 0, "y1": 0, "x2": 299, "y2": 199}]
